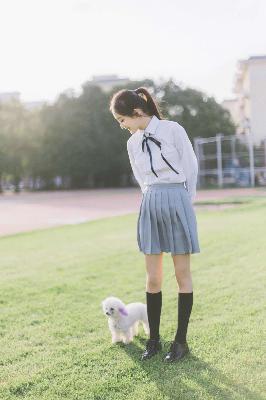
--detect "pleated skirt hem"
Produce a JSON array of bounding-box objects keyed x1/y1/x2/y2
[{"x1": 137, "y1": 183, "x2": 200, "y2": 256}]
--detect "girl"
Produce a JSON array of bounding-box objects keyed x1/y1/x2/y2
[{"x1": 109, "y1": 86, "x2": 200, "y2": 362}]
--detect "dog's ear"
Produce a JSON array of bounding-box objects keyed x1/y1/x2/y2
[{"x1": 118, "y1": 307, "x2": 128, "y2": 316}]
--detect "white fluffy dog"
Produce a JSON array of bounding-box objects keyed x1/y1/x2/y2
[{"x1": 101, "y1": 296, "x2": 150, "y2": 344}]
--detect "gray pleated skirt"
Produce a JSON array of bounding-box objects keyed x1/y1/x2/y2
[{"x1": 137, "y1": 182, "x2": 200, "y2": 255}]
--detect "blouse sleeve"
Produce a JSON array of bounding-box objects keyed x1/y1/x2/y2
[
  {"x1": 172, "y1": 123, "x2": 198, "y2": 204},
  {"x1": 127, "y1": 140, "x2": 146, "y2": 194}
]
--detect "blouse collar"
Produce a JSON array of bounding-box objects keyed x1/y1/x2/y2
[{"x1": 143, "y1": 115, "x2": 160, "y2": 136}]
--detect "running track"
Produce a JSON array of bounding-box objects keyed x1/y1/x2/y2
[{"x1": 0, "y1": 187, "x2": 265, "y2": 237}]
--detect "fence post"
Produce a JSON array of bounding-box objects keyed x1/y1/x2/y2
[
  {"x1": 231, "y1": 135, "x2": 236, "y2": 161},
  {"x1": 264, "y1": 138, "x2": 266, "y2": 167},
  {"x1": 247, "y1": 132, "x2": 255, "y2": 187},
  {"x1": 194, "y1": 137, "x2": 201, "y2": 189},
  {"x1": 216, "y1": 133, "x2": 223, "y2": 187}
]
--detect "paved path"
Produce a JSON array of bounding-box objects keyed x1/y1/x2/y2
[{"x1": 0, "y1": 187, "x2": 265, "y2": 237}]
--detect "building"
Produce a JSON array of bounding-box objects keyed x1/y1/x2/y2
[
  {"x1": 89, "y1": 74, "x2": 130, "y2": 92},
  {"x1": 221, "y1": 98, "x2": 241, "y2": 129},
  {"x1": 23, "y1": 100, "x2": 47, "y2": 110},
  {"x1": 0, "y1": 91, "x2": 21, "y2": 103},
  {"x1": 222, "y1": 55, "x2": 266, "y2": 146},
  {"x1": 0, "y1": 92, "x2": 48, "y2": 109}
]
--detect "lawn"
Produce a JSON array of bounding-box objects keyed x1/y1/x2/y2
[{"x1": 0, "y1": 197, "x2": 265, "y2": 400}]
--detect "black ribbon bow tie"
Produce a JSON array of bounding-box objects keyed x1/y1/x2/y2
[{"x1": 142, "y1": 132, "x2": 179, "y2": 177}]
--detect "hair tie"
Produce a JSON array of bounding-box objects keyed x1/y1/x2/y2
[{"x1": 137, "y1": 92, "x2": 148, "y2": 102}]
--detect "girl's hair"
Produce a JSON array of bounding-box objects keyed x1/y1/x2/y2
[{"x1": 109, "y1": 86, "x2": 163, "y2": 120}]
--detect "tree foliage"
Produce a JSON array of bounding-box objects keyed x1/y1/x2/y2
[{"x1": 0, "y1": 78, "x2": 236, "y2": 191}]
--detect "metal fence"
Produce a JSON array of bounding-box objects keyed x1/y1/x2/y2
[{"x1": 193, "y1": 134, "x2": 266, "y2": 188}]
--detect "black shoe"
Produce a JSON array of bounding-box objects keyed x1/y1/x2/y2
[
  {"x1": 140, "y1": 338, "x2": 162, "y2": 361},
  {"x1": 163, "y1": 341, "x2": 189, "y2": 362}
]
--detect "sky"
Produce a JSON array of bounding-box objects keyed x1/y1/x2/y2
[{"x1": 0, "y1": 0, "x2": 265, "y2": 104}]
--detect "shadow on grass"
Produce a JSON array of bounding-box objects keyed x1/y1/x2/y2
[{"x1": 114, "y1": 337, "x2": 263, "y2": 400}]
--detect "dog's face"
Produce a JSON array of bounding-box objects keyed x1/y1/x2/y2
[{"x1": 101, "y1": 296, "x2": 128, "y2": 318}]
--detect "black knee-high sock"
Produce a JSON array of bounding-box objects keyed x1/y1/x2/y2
[
  {"x1": 175, "y1": 292, "x2": 193, "y2": 344},
  {"x1": 146, "y1": 291, "x2": 162, "y2": 340}
]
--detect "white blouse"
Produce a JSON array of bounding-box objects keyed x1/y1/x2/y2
[{"x1": 126, "y1": 115, "x2": 199, "y2": 204}]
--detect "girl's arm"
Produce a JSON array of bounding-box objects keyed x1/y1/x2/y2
[
  {"x1": 127, "y1": 140, "x2": 146, "y2": 194},
  {"x1": 172, "y1": 123, "x2": 199, "y2": 204}
]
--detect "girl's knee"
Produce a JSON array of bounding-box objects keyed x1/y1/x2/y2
[
  {"x1": 175, "y1": 276, "x2": 193, "y2": 292},
  {"x1": 146, "y1": 275, "x2": 162, "y2": 292}
]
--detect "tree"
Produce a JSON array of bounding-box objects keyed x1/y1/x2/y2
[
  {"x1": 0, "y1": 100, "x2": 29, "y2": 192},
  {"x1": 0, "y1": 77, "x2": 237, "y2": 192},
  {"x1": 155, "y1": 78, "x2": 235, "y2": 139}
]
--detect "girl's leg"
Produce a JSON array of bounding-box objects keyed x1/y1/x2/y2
[
  {"x1": 172, "y1": 254, "x2": 193, "y2": 344},
  {"x1": 145, "y1": 253, "x2": 163, "y2": 293},
  {"x1": 145, "y1": 253, "x2": 163, "y2": 340},
  {"x1": 172, "y1": 253, "x2": 193, "y2": 293}
]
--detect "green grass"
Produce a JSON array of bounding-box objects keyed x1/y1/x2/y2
[
  {"x1": 195, "y1": 198, "x2": 253, "y2": 205},
  {"x1": 0, "y1": 197, "x2": 265, "y2": 400}
]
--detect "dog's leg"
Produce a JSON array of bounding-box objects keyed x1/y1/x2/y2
[
  {"x1": 133, "y1": 322, "x2": 139, "y2": 336},
  {"x1": 122, "y1": 329, "x2": 133, "y2": 344},
  {"x1": 111, "y1": 332, "x2": 122, "y2": 344}
]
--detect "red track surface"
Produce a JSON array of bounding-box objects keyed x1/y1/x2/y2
[{"x1": 0, "y1": 187, "x2": 265, "y2": 237}]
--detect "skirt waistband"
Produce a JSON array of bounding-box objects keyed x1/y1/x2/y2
[{"x1": 146, "y1": 182, "x2": 187, "y2": 190}]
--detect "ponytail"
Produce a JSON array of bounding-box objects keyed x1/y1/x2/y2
[{"x1": 134, "y1": 87, "x2": 163, "y2": 120}]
